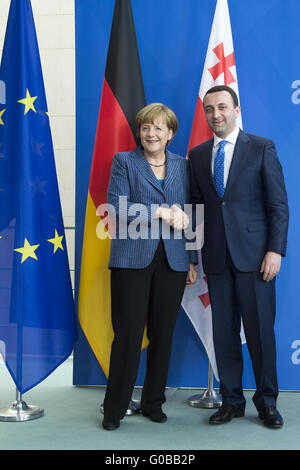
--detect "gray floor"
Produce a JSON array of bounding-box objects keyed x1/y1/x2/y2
[{"x1": 0, "y1": 358, "x2": 299, "y2": 451}]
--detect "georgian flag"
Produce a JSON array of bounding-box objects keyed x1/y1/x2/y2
[{"x1": 182, "y1": 0, "x2": 245, "y2": 381}]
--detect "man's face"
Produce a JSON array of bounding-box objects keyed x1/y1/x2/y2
[{"x1": 203, "y1": 90, "x2": 241, "y2": 138}]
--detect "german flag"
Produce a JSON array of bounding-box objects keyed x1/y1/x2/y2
[{"x1": 78, "y1": 0, "x2": 147, "y2": 377}]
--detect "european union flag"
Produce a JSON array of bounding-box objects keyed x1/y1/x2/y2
[{"x1": 0, "y1": 0, "x2": 77, "y2": 393}]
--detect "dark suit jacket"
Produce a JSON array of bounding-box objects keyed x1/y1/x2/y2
[
  {"x1": 189, "y1": 129, "x2": 289, "y2": 274},
  {"x1": 107, "y1": 146, "x2": 197, "y2": 271}
]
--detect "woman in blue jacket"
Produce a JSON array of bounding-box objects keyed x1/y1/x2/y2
[{"x1": 102, "y1": 103, "x2": 197, "y2": 430}]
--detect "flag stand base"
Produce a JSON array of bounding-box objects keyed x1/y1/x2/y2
[
  {"x1": 125, "y1": 400, "x2": 140, "y2": 415},
  {"x1": 100, "y1": 388, "x2": 178, "y2": 415},
  {"x1": 0, "y1": 390, "x2": 44, "y2": 422},
  {"x1": 188, "y1": 389, "x2": 222, "y2": 409},
  {"x1": 100, "y1": 399, "x2": 140, "y2": 416},
  {"x1": 187, "y1": 362, "x2": 222, "y2": 409}
]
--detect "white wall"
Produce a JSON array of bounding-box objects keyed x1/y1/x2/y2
[{"x1": 0, "y1": 0, "x2": 75, "y2": 291}]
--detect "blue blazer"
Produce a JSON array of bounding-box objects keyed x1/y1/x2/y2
[
  {"x1": 107, "y1": 147, "x2": 196, "y2": 271},
  {"x1": 189, "y1": 130, "x2": 289, "y2": 274}
]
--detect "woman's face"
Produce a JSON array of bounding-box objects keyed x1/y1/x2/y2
[{"x1": 139, "y1": 115, "x2": 173, "y2": 156}]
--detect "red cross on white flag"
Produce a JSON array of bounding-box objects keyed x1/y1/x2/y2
[
  {"x1": 182, "y1": 0, "x2": 244, "y2": 382},
  {"x1": 187, "y1": 0, "x2": 242, "y2": 154}
]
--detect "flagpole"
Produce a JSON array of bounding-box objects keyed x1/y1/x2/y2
[
  {"x1": 187, "y1": 361, "x2": 222, "y2": 408},
  {"x1": 0, "y1": 387, "x2": 44, "y2": 422}
]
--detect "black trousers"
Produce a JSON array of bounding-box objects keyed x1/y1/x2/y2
[
  {"x1": 207, "y1": 250, "x2": 278, "y2": 412},
  {"x1": 103, "y1": 240, "x2": 187, "y2": 421}
]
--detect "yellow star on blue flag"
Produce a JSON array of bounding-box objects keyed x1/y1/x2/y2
[
  {"x1": 14, "y1": 237, "x2": 39, "y2": 263},
  {"x1": 0, "y1": 108, "x2": 6, "y2": 125},
  {"x1": 18, "y1": 89, "x2": 37, "y2": 114},
  {"x1": 48, "y1": 229, "x2": 64, "y2": 253}
]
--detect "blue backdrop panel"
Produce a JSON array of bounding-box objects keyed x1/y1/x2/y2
[{"x1": 73, "y1": 0, "x2": 300, "y2": 390}]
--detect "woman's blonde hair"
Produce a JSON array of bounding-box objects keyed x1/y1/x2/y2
[{"x1": 136, "y1": 103, "x2": 178, "y2": 144}]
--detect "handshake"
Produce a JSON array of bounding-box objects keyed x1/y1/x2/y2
[{"x1": 154, "y1": 205, "x2": 189, "y2": 231}]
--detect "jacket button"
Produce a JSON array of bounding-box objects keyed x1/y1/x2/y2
[{"x1": 222, "y1": 201, "x2": 226, "y2": 205}]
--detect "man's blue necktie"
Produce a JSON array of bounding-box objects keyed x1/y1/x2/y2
[{"x1": 214, "y1": 140, "x2": 227, "y2": 198}]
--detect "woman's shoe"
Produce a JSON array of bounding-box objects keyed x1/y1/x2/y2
[
  {"x1": 102, "y1": 417, "x2": 120, "y2": 430},
  {"x1": 142, "y1": 410, "x2": 167, "y2": 423}
]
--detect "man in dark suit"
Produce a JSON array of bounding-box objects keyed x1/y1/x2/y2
[{"x1": 188, "y1": 85, "x2": 289, "y2": 428}]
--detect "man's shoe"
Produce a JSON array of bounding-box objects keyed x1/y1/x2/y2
[
  {"x1": 142, "y1": 410, "x2": 167, "y2": 423},
  {"x1": 258, "y1": 406, "x2": 283, "y2": 429},
  {"x1": 102, "y1": 417, "x2": 120, "y2": 431},
  {"x1": 209, "y1": 404, "x2": 244, "y2": 425}
]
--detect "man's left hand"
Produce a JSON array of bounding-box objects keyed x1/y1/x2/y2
[
  {"x1": 260, "y1": 251, "x2": 282, "y2": 282},
  {"x1": 186, "y1": 264, "x2": 198, "y2": 286}
]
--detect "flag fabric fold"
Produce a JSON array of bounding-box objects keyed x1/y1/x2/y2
[
  {"x1": 0, "y1": 0, "x2": 77, "y2": 394},
  {"x1": 182, "y1": 0, "x2": 244, "y2": 381},
  {"x1": 78, "y1": 0, "x2": 146, "y2": 378}
]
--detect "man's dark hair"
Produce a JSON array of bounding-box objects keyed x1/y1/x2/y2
[{"x1": 204, "y1": 85, "x2": 239, "y2": 107}]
